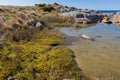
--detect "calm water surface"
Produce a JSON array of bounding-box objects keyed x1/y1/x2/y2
[{"x1": 60, "y1": 23, "x2": 120, "y2": 79}]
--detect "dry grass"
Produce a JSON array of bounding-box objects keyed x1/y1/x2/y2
[{"x1": 41, "y1": 13, "x2": 75, "y2": 27}]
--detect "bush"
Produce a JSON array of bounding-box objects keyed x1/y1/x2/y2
[
  {"x1": 35, "y1": 4, "x2": 46, "y2": 7},
  {"x1": 34, "y1": 4, "x2": 55, "y2": 12},
  {"x1": 41, "y1": 6, "x2": 55, "y2": 12}
]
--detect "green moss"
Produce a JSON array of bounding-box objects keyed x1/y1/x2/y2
[
  {"x1": 0, "y1": 30, "x2": 85, "y2": 80},
  {"x1": 31, "y1": 30, "x2": 65, "y2": 45},
  {"x1": 34, "y1": 46, "x2": 81, "y2": 79}
]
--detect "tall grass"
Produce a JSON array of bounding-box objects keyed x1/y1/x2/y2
[{"x1": 41, "y1": 13, "x2": 75, "y2": 27}]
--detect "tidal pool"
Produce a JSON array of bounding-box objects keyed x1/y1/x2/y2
[{"x1": 60, "y1": 23, "x2": 120, "y2": 79}]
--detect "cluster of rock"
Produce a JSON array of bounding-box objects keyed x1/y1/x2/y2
[
  {"x1": 74, "y1": 12, "x2": 102, "y2": 24},
  {"x1": 101, "y1": 12, "x2": 120, "y2": 24},
  {"x1": 61, "y1": 10, "x2": 103, "y2": 24}
]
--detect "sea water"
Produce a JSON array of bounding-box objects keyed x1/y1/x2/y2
[{"x1": 60, "y1": 23, "x2": 120, "y2": 79}]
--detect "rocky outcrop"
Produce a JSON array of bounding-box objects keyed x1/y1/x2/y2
[
  {"x1": 61, "y1": 10, "x2": 102, "y2": 24},
  {"x1": 113, "y1": 12, "x2": 120, "y2": 23},
  {"x1": 75, "y1": 13, "x2": 102, "y2": 24},
  {"x1": 102, "y1": 17, "x2": 112, "y2": 23}
]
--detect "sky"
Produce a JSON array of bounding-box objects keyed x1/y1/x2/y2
[{"x1": 0, "y1": 0, "x2": 120, "y2": 10}]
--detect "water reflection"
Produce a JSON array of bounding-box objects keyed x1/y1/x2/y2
[
  {"x1": 74, "y1": 23, "x2": 97, "y2": 29},
  {"x1": 114, "y1": 23, "x2": 120, "y2": 28}
]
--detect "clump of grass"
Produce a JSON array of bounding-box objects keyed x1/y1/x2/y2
[
  {"x1": 41, "y1": 14, "x2": 75, "y2": 27},
  {"x1": 4, "y1": 14, "x2": 13, "y2": 20}
]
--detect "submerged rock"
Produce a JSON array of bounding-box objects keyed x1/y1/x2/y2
[{"x1": 80, "y1": 34, "x2": 95, "y2": 41}]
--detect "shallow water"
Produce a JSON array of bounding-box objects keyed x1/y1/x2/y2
[{"x1": 60, "y1": 23, "x2": 120, "y2": 79}]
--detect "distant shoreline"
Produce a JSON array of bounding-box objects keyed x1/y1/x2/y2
[{"x1": 97, "y1": 10, "x2": 120, "y2": 13}]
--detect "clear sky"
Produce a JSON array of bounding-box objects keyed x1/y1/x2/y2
[{"x1": 0, "y1": 0, "x2": 120, "y2": 10}]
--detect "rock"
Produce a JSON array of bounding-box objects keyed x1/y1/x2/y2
[
  {"x1": 8, "y1": 76, "x2": 14, "y2": 80},
  {"x1": 61, "y1": 10, "x2": 102, "y2": 24},
  {"x1": 35, "y1": 22, "x2": 43, "y2": 29},
  {"x1": 113, "y1": 12, "x2": 120, "y2": 23},
  {"x1": 80, "y1": 34, "x2": 94, "y2": 41},
  {"x1": 102, "y1": 17, "x2": 112, "y2": 24},
  {"x1": 75, "y1": 13, "x2": 102, "y2": 24}
]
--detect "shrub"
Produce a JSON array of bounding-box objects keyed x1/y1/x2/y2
[
  {"x1": 13, "y1": 29, "x2": 33, "y2": 42},
  {"x1": 41, "y1": 6, "x2": 55, "y2": 12},
  {"x1": 35, "y1": 4, "x2": 46, "y2": 7}
]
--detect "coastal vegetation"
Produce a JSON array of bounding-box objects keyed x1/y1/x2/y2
[
  {"x1": 40, "y1": 14, "x2": 75, "y2": 27},
  {"x1": 0, "y1": 3, "x2": 88, "y2": 80},
  {"x1": 1, "y1": 1, "x2": 120, "y2": 80},
  {"x1": 0, "y1": 29, "x2": 87, "y2": 80}
]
